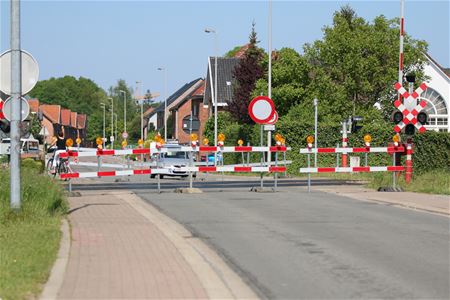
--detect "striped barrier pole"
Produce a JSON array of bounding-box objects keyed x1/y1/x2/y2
[
  {"x1": 60, "y1": 166, "x2": 288, "y2": 180},
  {"x1": 405, "y1": 143, "x2": 413, "y2": 183},
  {"x1": 342, "y1": 121, "x2": 348, "y2": 167}
]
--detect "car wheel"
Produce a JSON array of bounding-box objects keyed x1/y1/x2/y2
[
  {"x1": 159, "y1": 175, "x2": 164, "y2": 179},
  {"x1": 150, "y1": 174, "x2": 155, "y2": 179}
]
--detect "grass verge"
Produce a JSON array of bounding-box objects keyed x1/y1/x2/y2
[
  {"x1": 324, "y1": 170, "x2": 450, "y2": 195},
  {"x1": 0, "y1": 160, "x2": 67, "y2": 300}
]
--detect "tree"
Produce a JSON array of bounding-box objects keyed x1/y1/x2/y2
[
  {"x1": 228, "y1": 22, "x2": 264, "y2": 124},
  {"x1": 255, "y1": 6, "x2": 427, "y2": 124},
  {"x1": 29, "y1": 76, "x2": 106, "y2": 115}
]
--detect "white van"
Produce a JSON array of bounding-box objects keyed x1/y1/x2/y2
[{"x1": 0, "y1": 137, "x2": 40, "y2": 159}]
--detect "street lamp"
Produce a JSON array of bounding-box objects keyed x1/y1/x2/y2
[
  {"x1": 100, "y1": 103, "x2": 106, "y2": 149},
  {"x1": 205, "y1": 27, "x2": 218, "y2": 165},
  {"x1": 114, "y1": 113, "x2": 118, "y2": 142},
  {"x1": 108, "y1": 97, "x2": 114, "y2": 149},
  {"x1": 136, "y1": 81, "x2": 144, "y2": 141},
  {"x1": 119, "y1": 90, "x2": 127, "y2": 135},
  {"x1": 157, "y1": 67, "x2": 168, "y2": 141}
]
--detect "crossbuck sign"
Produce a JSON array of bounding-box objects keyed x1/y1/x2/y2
[{"x1": 393, "y1": 82, "x2": 428, "y2": 133}]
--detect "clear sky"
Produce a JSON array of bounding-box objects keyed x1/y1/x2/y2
[{"x1": 1, "y1": 0, "x2": 449, "y2": 102}]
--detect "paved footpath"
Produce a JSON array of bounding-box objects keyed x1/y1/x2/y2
[{"x1": 42, "y1": 190, "x2": 257, "y2": 300}]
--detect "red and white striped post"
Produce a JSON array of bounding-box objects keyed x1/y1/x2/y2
[
  {"x1": 342, "y1": 121, "x2": 348, "y2": 167},
  {"x1": 405, "y1": 142, "x2": 413, "y2": 183},
  {"x1": 398, "y1": 0, "x2": 405, "y2": 99}
]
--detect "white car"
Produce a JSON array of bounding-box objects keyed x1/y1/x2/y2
[{"x1": 150, "y1": 144, "x2": 196, "y2": 179}]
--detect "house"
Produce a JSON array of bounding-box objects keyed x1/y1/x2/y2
[
  {"x1": 39, "y1": 104, "x2": 87, "y2": 145},
  {"x1": 40, "y1": 104, "x2": 61, "y2": 144},
  {"x1": 146, "y1": 78, "x2": 204, "y2": 140},
  {"x1": 169, "y1": 79, "x2": 207, "y2": 144},
  {"x1": 421, "y1": 53, "x2": 450, "y2": 132},
  {"x1": 203, "y1": 57, "x2": 240, "y2": 115}
]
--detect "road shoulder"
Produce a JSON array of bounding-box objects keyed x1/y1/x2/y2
[{"x1": 315, "y1": 185, "x2": 449, "y2": 216}]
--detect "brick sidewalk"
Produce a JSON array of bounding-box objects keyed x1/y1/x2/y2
[{"x1": 57, "y1": 192, "x2": 208, "y2": 299}]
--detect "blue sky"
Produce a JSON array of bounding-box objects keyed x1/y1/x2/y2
[{"x1": 1, "y1": 1, "x2": 449, "y2": 102}]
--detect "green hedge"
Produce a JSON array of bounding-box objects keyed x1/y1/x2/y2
[{"x1": 204, "y1": 113, "x2": 450, "y2": 174}]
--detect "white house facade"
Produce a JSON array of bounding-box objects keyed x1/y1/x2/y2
[{"x1": 422, "y1": 54, "x2": 450, "y2": 132}]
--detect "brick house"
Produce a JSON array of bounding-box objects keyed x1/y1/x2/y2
[
  {"x1": 39, "y1": 104, "x2": 87, "y2": 145},
  {"x1": 146, "y1": 78, "x2": 204, "y2": 141},
  {"x1": 169, "y1": 79, "x2": 207, "y2": 144}
]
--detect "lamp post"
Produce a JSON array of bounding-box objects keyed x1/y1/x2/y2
[
  {"x1": 205, "y1": 28, "x2": 218, "y2": 165},
  {"x1": 108, "y1": 97, "x2": 114, "y2": 148},
  {"x1": 157, "y1": 67, "x2": 168, "y2": 141},
  {"x1": 100, "y1": 103, "x2": 106, "y2": 149},
  {"x1": 119, "y1": 90, "x2": 127, "y2": 134},
  {"x1": 114, "y1": 113, "x2": 118, "y2": 141},
  {"x1": 136, "y1": 81, "x2": 144, "y2": 141}
]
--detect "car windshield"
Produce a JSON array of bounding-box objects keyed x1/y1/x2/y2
[
  {"x1": 164, "y1": 151, "x2": 186, "y2": 159},
  {"x1": 1, "y1": 140, "x2": 10, "y2": 144}
]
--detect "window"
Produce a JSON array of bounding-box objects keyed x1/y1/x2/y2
[
  {"x1": 191, "y1": 101, "x2": 200, "y2": 117},
  {"x1": 420, "y1": 88, "x2": 448, "y2": 115}
]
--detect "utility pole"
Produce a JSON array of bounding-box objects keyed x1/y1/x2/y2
[
  {"x1": 108, "y1": 97, "x2": 114, "y2": 149},
  {"x1": 10, "y1": 0, "x2": 22, "y2": 210}
]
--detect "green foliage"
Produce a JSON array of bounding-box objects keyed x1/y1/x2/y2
[
  {"x1": 0, "y1": 165, "x2": 67, "y2": 299},
  {"x1": 412, "y1": 131, "x2": 450, "y2": 174},
  {"x1": 29, "y1": 76, "x2": 106, "y2": 116},
  {"x1": 255, "y1": 6, "x2": 427, "y2": 122},
  {"x1": 228, "y1": 22, "x2": 264, "y2": 124},
  {"x1": 21, "y1": 158, "x2": 44, "y2": 174},
  {"x1": 224, "y1": 46, "x2": 243, "y2": 58}
]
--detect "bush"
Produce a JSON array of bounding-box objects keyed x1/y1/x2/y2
[
  {"x1": 21, "y1": 158, "x2": 45, "y2": 174},
  {"x1": 0, "y1": 165, "x2": 67, "y2": 222},
  {"x1": 204, "y1": 112, "x2": 450, "y2": 175}
]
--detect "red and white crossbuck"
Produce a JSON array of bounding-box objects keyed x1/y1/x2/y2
[{"x1": 393, "y1": 82, "x2": 428, "y2": 133}]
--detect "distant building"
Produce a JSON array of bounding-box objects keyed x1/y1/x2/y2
[
  {"x1": 422, "y1": 53, "x2": 450, "y2": 132},
  {"x1": 146, "y1": 78, "x2": 204, "y2": 141}
]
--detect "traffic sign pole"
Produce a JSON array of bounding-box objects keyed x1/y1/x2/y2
[{"x1": 10, "y1": 0, "x2": 21, "y2": 210}]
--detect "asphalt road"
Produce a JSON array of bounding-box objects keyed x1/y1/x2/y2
[{"x1": 134, "y1": 188, "x2": 449, "y2": 299}]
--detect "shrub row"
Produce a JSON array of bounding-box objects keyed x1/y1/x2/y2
[{"x1": 204, "y1": 113, "x2": 450, "y2": 175}]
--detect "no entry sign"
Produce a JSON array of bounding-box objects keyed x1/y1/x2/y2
[{"x1": 248, "y1": 96, "x2": 275, "y2": 124}]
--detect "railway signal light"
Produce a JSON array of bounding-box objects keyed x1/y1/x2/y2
[
  {"x1": 274, "y1": 133, "x2": 284, "y2": 146},
  {"x1": 237, "y1": 139, "x2": 244, "y2": 146},
  {"x1": 76, "y1": 137, "x2": 81, "y2": 145},
  {"x1": 350, "y1": 116, "x2": 363, "y2": 133},
  {"x1": 202, "y1": 138, "x2": 209, "y2": 146}
]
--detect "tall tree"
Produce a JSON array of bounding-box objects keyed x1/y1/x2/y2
[{"x1": 228, "y1": 22, "x2": 264, "y2": 124}]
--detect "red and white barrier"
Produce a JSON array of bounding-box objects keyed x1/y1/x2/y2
[
  {"x1": 300, "y1": 146, "x2": 405, "y2": 154},
  {"x1": 61, "y1": 146, "x2": 288, "y2": 158},
  {"x1": 60, "y1": 166, "x2": 287, "y2": 179},
  {"x1": 300, "y1": 166, "x2": 404, "y2": 173}
]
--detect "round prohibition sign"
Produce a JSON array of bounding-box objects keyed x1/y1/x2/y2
[{"x1": 248, "y1": 96, "x2": 275, "y2": 124}]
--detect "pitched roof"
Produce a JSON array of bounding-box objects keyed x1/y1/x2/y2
[
  {"x1": 27, "y1": 98, "x2": 39, "y2": 113},
  {"x1": 234, "y1": 44, "x2": 250, "y2": 58},
  {"x1": 77, "y1": 114, "x2": 86, "y2": 129},
  {"x1": 61, "y1": 109, "x2": 71, "y2": 126},
  {"x1": 150, "y1": 78, "x2": 203, "y2": 117},
  {"x1": 204, "y1": 57, "x2": 240, "y2": 106},
  {"x1": 425, "y1": 53, "x2": 450, "y2": 79},
  {"x1": 144, "y1": 107, "x2": 155, "y2": 117},
  {"x1": 40, "y1": 104, "x2": 61, "y2": 124},
  {"x1": 170, "y1": 79, "x2": 205, "y2": 111},
  {"x1": 70, "y1": 111, "x2": 78, "y2": 128}
]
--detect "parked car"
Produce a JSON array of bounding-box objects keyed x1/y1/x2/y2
[
  {"x1": 0, "y1": 136, "x2": 40, "y2": 160},
  {"x1": 150, "y1": 144, "x2": 196, "y2": 179}
]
